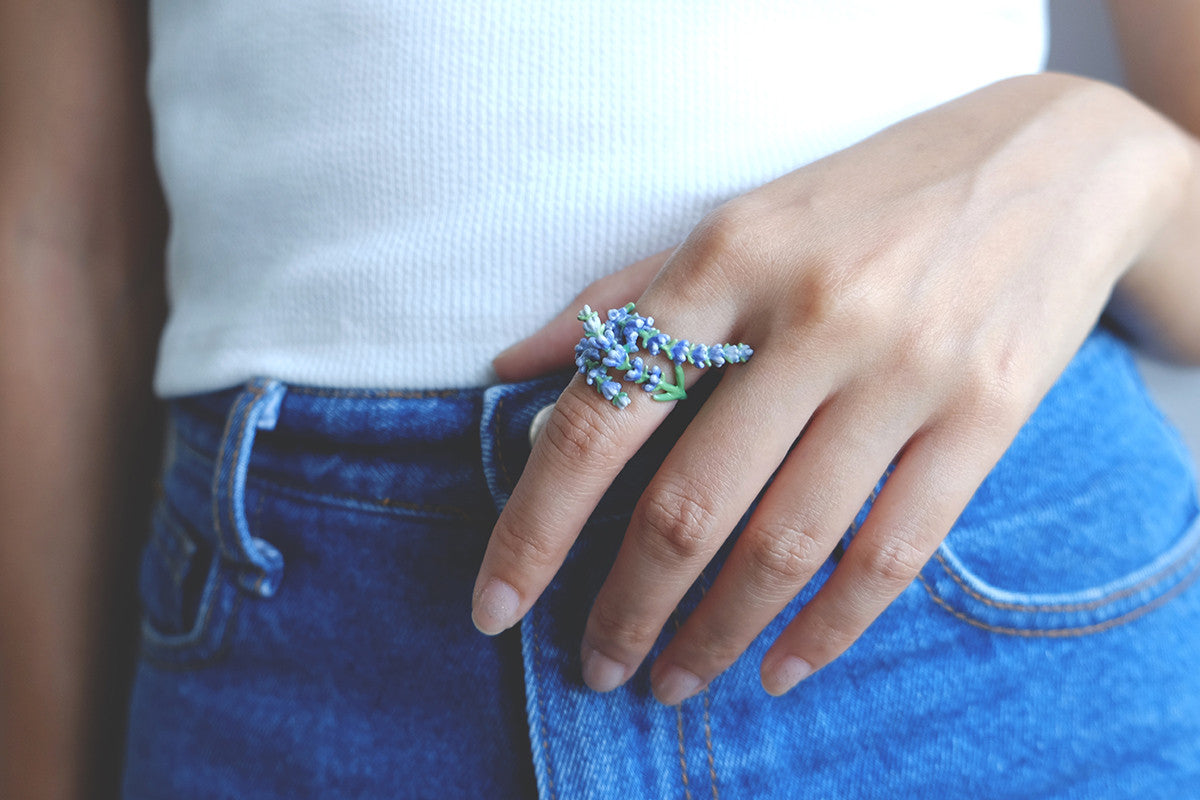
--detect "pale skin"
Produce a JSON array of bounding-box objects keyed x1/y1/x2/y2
[{"x1": 474, "y1": 5, "x2": 1200, "y2": 707}]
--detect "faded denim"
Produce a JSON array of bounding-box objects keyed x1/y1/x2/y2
[{"x1": 122, "y1": 327, "x2": 1200, "y2": 799}]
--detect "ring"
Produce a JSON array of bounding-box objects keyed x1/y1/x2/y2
[{"x1": 574, "y1": 303, "x2": 754, "y2": 409}]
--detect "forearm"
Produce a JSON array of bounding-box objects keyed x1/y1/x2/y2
[
  {"x1": 0, "y1": 266, "x2": 163, "y2": 800},
  {"x1": 0, "y1": 1, "x2": 165, "y2": 798},
  {"x1": 1104, "y1": 0, "x2": 1200, "y2": 364},
  {"x1": 1108, "y1": 130, "x2": 1200, "y2": 364}
]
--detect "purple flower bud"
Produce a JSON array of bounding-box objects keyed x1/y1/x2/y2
[
  {"x1": 643, "y1": 364, "x2": 663, "y2": 391},
  {"x1": 614, "y1": 391, "x2": 631, "y2": 409},
  {"x1": 602, "y1": 348, "x2": 627, "y2": 368},
  {"x1": 607, "y1": 306, "x2": 631, "y2": 326},
  {"x1": 690, "y1": 344, "x2": 709, "y2": 368},
  {"x1": 645, "y1": 332, "x2": 670, "y2": 355},
  {"x1": 601, "y1": 380, "x2": 621, "y2": 401},
  {"x1": 625, "y1": 356, "x2": 646, "y2": 382},
  {"x1": 708, "y1": 344, "x2": 726, "y2": 367},
  {"x1": 670, "y1": 340, "x2": 691, "y2": 365}
]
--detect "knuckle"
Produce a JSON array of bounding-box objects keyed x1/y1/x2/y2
[
  {"x1": 944, "y1": 353, "x2": 1032, "y2": 439},
  {"x1": 692, "y1": 200, "x2": 758, "y2": 256},
  {"x1": 685, "y1": 625, "x2": 749, "y2": 669},
  {"x1": 676, "y1": 199, "x2": 770, "y2": 290},
  {"x1": 965, "y1": 360, "x2": 1027, "y2": 423},
  {"x1": 891, "y1": 326, "x2": 951, "y2": 385},
  {"x1": 788, "y1": 259, "x2": 892, "y2": 346},
  {"x1": 589, "y1": 601, "x2": 663, "y2": 655},
  {"x1": 540, "y1": 393, "x2": 615, "y2": 464},
  {"x1": 859, "y1": 534, "x2": 927, "y2": 595},
  {"x1": 802, "y1": 604, "x2": 858, "y2": 654},
  {"x1": 636, "y1": 480, "x2": 720, "y2": 564},
  {"x1": 741, "y1": 519, "x2": 824, "y2": 595},
  {"x1": 492, "y1": 514, "x2": 563, "y2": 573}
]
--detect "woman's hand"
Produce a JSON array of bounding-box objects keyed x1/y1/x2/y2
[{"x1": 473, "y1": 73, "x2": 1192, "y2": 704}]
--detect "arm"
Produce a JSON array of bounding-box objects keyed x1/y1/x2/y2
[
  {"x1": 1106, "y1": 0, "x2": 1200, "y2": 364},
  {"x1": 0, "y1": 2, "x2": 166, "y2": 798}
]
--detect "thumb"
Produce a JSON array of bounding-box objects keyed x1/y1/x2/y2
[{"x1": 492, "y1": 246, "x2": 674, "y2": 382}]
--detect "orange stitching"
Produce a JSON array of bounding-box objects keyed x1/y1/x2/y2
[
  {"x1": 668, "y1": 609, "x2": 693, "y2": 800},
  {"x1": 702, "y1": 690, "x2": 719, "y2": 800},
  {"x1": 687, "y1": 573, "x2": 719, "y2": 800},
  {"x1": 916, "y1": 558, "x2": 1200, "y2": 637},
  {"x1": 287, "y1": 385, "x2": 465, "y2": 399},
  {"x1": 932, "y1": 527, "x2": 1200, "y2": 613},
  {"x1": 530, "y1": 622, "x2": 558, "y2": 800},
  {"x1": 676, "y1": 704, "x2": 693, "y2": 800}
]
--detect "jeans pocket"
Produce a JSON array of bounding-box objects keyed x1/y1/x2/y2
[
  {"x1": 919, "y1": 514, "x2": 1200, "y2": 637},
  {"x1": 136, "y1": 497, "x2": 241, "y2": 669},
  {"x1": 915, "y1": 329, "x2": 1200, "y2": 636}
]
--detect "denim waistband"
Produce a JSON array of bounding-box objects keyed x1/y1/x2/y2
[
  {"x1": 169, "y1": 366, "x2": 580, "y2": 515},
  {"x1": 162, "y1": 369, "x2": 577, "y2": 595}
]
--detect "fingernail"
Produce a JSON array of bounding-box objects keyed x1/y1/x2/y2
[
  {"x1": 473, "y1": 578, "x2": 520, "y2": 635},
  {"x1": 762, "y1": 655, "x2": 813, "y2": 696},
  {"x1": 653, "y1": 665, "x2": 705, "y2": 706},
  {"x1": 528, "y1": 403, "x2": 555, "y2": 447},
  {"x1": 581, "y1": 645, "x2": 628, "y2": 693}
]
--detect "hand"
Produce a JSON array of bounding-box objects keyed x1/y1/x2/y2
[{"x1": 473, "y1": 73, "x2": 1189, "y2": 704}]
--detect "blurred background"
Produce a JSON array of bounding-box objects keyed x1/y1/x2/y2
[{"x1": 1047, "y1": 1, "x2": 1200, "y2": 472}]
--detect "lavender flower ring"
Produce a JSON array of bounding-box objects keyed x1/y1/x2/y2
[{"x1": 575, "y1": 303, "x2": 754, "y2": 409}]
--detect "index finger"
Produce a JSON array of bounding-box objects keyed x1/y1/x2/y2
[{"x1": 471, "y1": 301, "x2": 734, "y2": 635}]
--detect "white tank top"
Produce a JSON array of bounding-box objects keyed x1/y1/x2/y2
[{"x1": 148, "y1": 0, "x2": 1047, "y2": 397}]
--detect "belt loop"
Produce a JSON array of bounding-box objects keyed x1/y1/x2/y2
[{"x1": 212, "y1": 377, "x2": 288, "y2": 597}]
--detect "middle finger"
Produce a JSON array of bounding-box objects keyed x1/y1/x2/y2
[
  {"x1": 579, "y1": 344, "x2": 835, "y2": 692},
  {"x1": 648, "y1": 388, "x2": 921, "y2": 704}
]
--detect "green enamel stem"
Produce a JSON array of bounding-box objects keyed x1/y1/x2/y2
[{"x1": 650, "y1": 363, "x2": 688, "y2": 402}]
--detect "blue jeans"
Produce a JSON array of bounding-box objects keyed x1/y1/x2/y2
[{"x1": 122, "y1": 328, "x2": 1200, "y2": 799}]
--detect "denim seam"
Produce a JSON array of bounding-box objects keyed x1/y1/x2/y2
[
  {"x1": 676, "y1": 704, "x2": 693, "y2": 800},
  {"x1": 140, "y1": 570, "x2": 242, "y2": 670},
  {"x1": 916, "y1": 557, "x2": 1200, "y2": 637},
  {"x1": 692, "y1": 571, "x2": 720, "y2": 800},
  {"x1": 530, "y1": 621, "x2": 558, "y2": 800},
  {"x1": 141, "y1": 594, "x2": 241, "y2": 672},
  {"x1": 287, "y1": 385, "x2": 467, "y2": 399},
  {"x1": 932, "y1": 530, "x2": 1200, "y2": 613},
  {"x1": 247, "y1": 478, "x2": 495, "y2": 524},
  {"x1": 174, "y1": 426, "x2": 492, "y2": 523},
  {"x1": 151, "y1": 505, "x2": 196, "y2": 588},
  {"x1": 669, "y1": 609, "x2": 694, "y2": 800},
  {"x1": 702, "y1": 690, "x2": 719, "y2": 800}
]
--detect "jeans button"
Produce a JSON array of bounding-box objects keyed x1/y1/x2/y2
[{"x1": 529, "y1": 403, "x2": 555, "y2": 448}]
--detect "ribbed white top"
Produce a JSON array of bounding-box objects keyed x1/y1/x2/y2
[{"x1": 148, "y1": 0, "x2": 1047, "y2": 396}]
